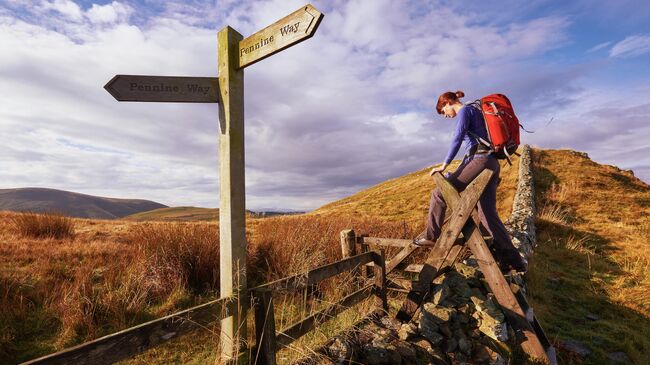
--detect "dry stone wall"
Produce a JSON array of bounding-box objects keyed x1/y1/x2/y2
[{"x1": 505, "y1": 144, "x2": 536, "y2": 263}]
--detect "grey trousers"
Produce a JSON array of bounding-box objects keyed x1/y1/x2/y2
[{"x1": 425, "y1": 155, "x2": 525, "y2": 268}]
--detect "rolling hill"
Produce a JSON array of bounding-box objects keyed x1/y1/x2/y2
[
  {"x1": 310, "y1": 150, "x2": 521, "y2": 223},
  {"x1": 0, "y1": 188, "x2": 166, "y2": 219},
  {"x1": 125, "y1": 206, "x2": 220, "y2": 221}
]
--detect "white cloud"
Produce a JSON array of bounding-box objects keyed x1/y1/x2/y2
[
  {"x1": 85, "y1": 2, "x2": 132, "y2": 24},
  {"x1": 0, "y1": 1, "x2": 647, "y2": 211},
  {"x1": 38, "y1": 0, "x2": 83, "y2": 22},
  {"x1": 610, "y1": 34, "x2": 650, "y2": 58},
  {"x1": 587, "y1": 41, "x2": 612, "y2": 53}
]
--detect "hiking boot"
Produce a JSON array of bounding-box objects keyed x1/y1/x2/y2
[{"x1": 413, "y1": 238, "x2": 435, "y2": 247}]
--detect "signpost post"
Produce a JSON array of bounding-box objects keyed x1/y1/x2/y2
[{"x1": 104, "y1": 4, "x2": 323, "y2": 363}]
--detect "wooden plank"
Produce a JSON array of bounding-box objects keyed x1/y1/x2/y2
[
  {"x1": 218, "y1": 25, "x2": 247, "y2": 363},
  {"x1": 401, "y1": 264, "x2": 423, "y2": 273},
  {"x1": 250, "y1": 252, "x2": 375, "y2": 293},
  {"x1": 434, "y1": 173, "x2": 551, "y2": 364},
  {"x1": 362, "y1": 236, "x2": 413, "y2": 248},
  {"x1": 396, "y1": 169, "x2": 493, "y2": 323},
  {"x1": 387, "y1": 277, "x2": 412, "y2": 290},
  {"x1": 21, "y1": 297, "x2": 234, "y2": 365},
  {"x1": 372, "y1": 251, "x2": 388, "y2": 311},
  {"x1": 253, "y1": 290, "x2": 277, "y2": 365},
  {"x1": 362, "y1": 235, "x2": 491, "y2": 248},
  {"x1": 275, "y1": 284, "x2": 374, "y2": 349},
  {"x1": 385, "y1": 243, "x2": 420, "y2": 274},
  {"x1": 104, "y1": 75, "x2": 219, "y2": 103},
  {"x1": 238, "y1": 4, "x2": 324, "y2": 68}
]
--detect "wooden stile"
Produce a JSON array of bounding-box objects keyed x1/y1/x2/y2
[
  {"x1": 396, "y1": 169, "x2": 493, "y2": 323},
  {"x1": 430, "y1": 173, "x2": 552, "y2": 363}
]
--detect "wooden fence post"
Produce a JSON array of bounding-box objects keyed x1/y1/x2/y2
[
  {"x1": 340, "y1": 229, "x2": 356, "y2": 258},
  {"x1": 340, "y1": 229, "x2": 359, "y2": 281},
  {"x1": 218, "y1": 25, "x2": 247, "y2": 363},
  {"x1": 253, "y1": 290, "x2": 277, "y2": 365},
  {"x1": 372, "y1": 249, "x2": 388, "y2": 311}
]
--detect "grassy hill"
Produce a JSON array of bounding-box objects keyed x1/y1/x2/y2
[
  {"x1": 526, "y1": 149, "x2": 650, "y2": 364},
  {"x1": 310, "y1": 150, "x2": 521, "y2": 224},
  {"x1": 0, "y1": 188, "x2": 166, "y2": 219}
]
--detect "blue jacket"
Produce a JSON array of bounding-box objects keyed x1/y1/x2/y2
[{"x1": 444, "y1": 105, "x2": 489, "y2": 165}]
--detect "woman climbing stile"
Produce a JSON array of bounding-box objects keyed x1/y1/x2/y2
[{"x1": 415, "y1": 90, "x2": 527, "y2": 273}]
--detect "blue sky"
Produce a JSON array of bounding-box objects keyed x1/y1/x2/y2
[{"x1": 1, "y1": 0, "x2": 649, "y2": 210}]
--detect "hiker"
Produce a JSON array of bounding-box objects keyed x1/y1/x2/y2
[{"x1": 414, "y1": 90, "x2": 527, "y2": 273}]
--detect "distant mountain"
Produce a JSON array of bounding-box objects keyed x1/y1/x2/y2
[
  {"x1": 0, "y1": 188, "x2": 167, "y2": 219},
  {"x1": 125, "y1": 206, "x2": 306, "y2": 222}
]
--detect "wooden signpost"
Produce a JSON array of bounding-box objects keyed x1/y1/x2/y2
[
  {"x1": 238, "y1": 4, "x2": 323, "y2": 68},
  {"x1": 104, "y1": 75, "x2": 219, "y2": 103},
  {"x1": 104, "y1": 4, "x2": 323, "y2": 363}
]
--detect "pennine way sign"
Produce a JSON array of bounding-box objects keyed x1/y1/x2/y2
[
  {"x1": 238, "y1": 4, "x2": 323, "y2": 69},
  {"x1": 104, "y1": 75, "x2": 219, "y2": 103}
]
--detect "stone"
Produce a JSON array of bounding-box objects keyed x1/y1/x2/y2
[
  {"x1": 412, "y1": 338, "x2": 448, "y2": 364},
  {"x1": 607, "y1": 351, "x2": 630, "y2": 364},
  {"x1": 455, "y1": 261, "x2": 482, "y2": 279},
  {"x1": 379, "y1": 315, "x2": 401, "y2": 329},
  {"x1": 472, "y1": 344, "x2": 507, "y2": 365},
  {"x1": 586, "y1": 313, "x2": 599, "y2": 321},
  {"x1": 432, "y1": 283, "x2": 451, "y2": 305},
  {"x1": 422, "y1": 303, "x2": 455, "y2": 323},
  {"x1": 419, "y1": 325, "x2": 444, "y2": 346},
  {"x1": 360, "y1": 343, "x2": 401, "y2": 365},
  {"x1": 325, "y1": 338, "x2": 355, "y2": 364},
  {"x1": 558, "y1": 338, "x2": 591, "y2": 358},
  {"x1": 458, "y1": 337, "x2": 473, "y2": 356},
  {"x1": 471, "y1": 296, "x2": 508, "y2": 342},
  {"x1": 439, "y1": 323, "x2": 453, "y2": 337},
  {"x1": 394, "y1": 340, "x2": 417, "y2": 363},
  {"x1": 399, "y1": 322, "x2": 419, "y2": 341},
  {"x1": 443, "y1": 337, "x2": 457, "y2": 353}
]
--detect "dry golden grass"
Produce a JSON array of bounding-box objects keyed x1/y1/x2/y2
[
  {"x1": 527, "y1": 148, "x2": 650, "y2": 364},
  {"x1": 0, "y1": 209, "x2": 418, "y2": 364},
  {"x1": 10, "y1": 212, "x2": 76, "y2": 239},
  {"x1": 7, "y1": 147, "x2": 648, "y2": 364}
]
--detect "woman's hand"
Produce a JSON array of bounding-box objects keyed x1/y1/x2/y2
[{"x1": 430, "y1": 163, "x2": 448, "y2": 176}]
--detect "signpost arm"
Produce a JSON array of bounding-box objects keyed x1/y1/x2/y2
[{"x1": 218, "y1": 25, "x2": 247, "y2": 363}]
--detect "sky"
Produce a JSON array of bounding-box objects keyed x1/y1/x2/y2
[{"x1": 1, "y1": 0, "x2": 649, "y2": 211}]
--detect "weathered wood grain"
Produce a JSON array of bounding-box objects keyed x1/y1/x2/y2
[
  {"x1": 104, "y1": 75, "x2": 219, "y2": 103},
  {"x1": 218, "y1": 25, "x2": 247, "y2": 363},
  {"x1": 253, "y1": 290, "x2": 277, "y2": 365},
  {"x1": 238, "y1": 4, "x2": 324, "y2": 68},
  {"x1": 250, "y1": 252, "x2": 375, "y2": 294},
  {"x1": 372, "y1": 250, "x2": 388, "y2": 311},
  {"x1": 385, "y1": 243, "x2": 420, "y2": 274}
]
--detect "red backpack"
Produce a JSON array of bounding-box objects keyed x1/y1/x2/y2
[{"x1": 468, "y1": 93, "x2": 523, "y2": 164}]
